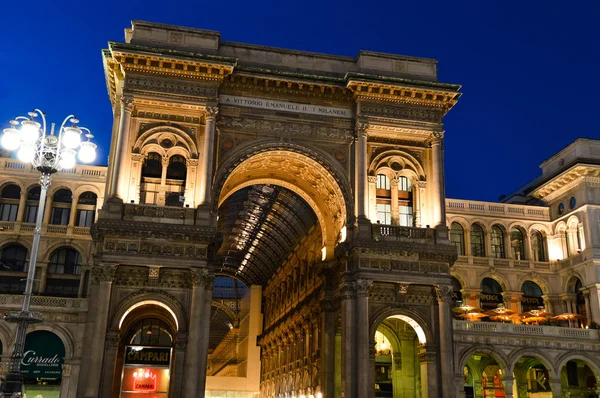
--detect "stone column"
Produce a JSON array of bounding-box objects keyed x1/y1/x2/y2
[
  {"x1": 320, "y1": 299, "x2": 336, "y2": 398},
  {"x1": 418, "y1": 345, "x2": 438, "y2": 398},
  {"x1": 171, "y1": 333, "x2": 187, "y2": 397},
  {"x1": 355, "y1": 122, "x2": 369, "y2": 219},
  {"x1": 583, "y1": 290, "x2": 592, "y2": 326},
  {"x1": 198, "y1": 106, "x2": 218, "y2": 206},
  {"x1": 129, "y1": 153, "x2": 146, "y2": 204},
  {"x1": 184, "y1": 268, "x2": 214, "y2": 396},
  {"x1": 355, "y1": 279, "x2": 372, "y2": 398},
  {"x1": 43, "y1": 194, "x2": 52, "y2": 224},
  {"x1": 455, "y1": 373, "x2": 466, "y2": 398},
  {"x1": 390, "y1": 177, "x2": 399, "y2": 225},
  {"x1": 340, "y1": 283, "x2": 356, "y2": 398},
  {"x1": 105, "y1": 100, "x2": 122, "y2": 200},
  {"x1": 367, "y1": 176, "x2": 377, "y2": 223},
  {"x1": 436, "y1": 285, "x2": 455, "y2": 398},
  {"x1": 16, "y1": 191, "x2": 26, "y2": 222},
  {"x1": 108, "y1": 96, "x2": 134, "y2": 200},
  {"x1": 100, "y1": 328, "x2": 120, "y2": 397},
  {"x1": 414, "y1": 181, "x2": 426, "y2": 227},
  {"x1": 68, "y1": 196, "x2": 78, "y2": 227},
  {"x1": 502, "y1": 376, "x2": 514, "y2": 398},
  {"x1": 36, "y1": 263, "x2": 48, "y2": 294},
  {"x1": 429, "y1": 132, "x2": 445, "y2": 226},
  {"x1": 461, "y1": 288, "x2": 481, "y2": 308},
  {"x1": 81, "y1": 264, "x2": 116, "y2": 398},
  {"x1": 502, "y1": 291, "x2": 523, "y2": 314},
  {"x1": 184, "y1": 159, "x2": 199, "y2": 207},
  {"x1": 157, "y1": 156, "x2": 169, "y2": 206},
  {"x1": 549, "y1": 378, "x2": 562, "y2": 397}
]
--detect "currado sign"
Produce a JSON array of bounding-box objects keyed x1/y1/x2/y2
[
  {"x1": 125, "y1": 347, "x2": 171, "y2": 366},
  {"x1": 21, "y1": 331, "x2": 65, "y2": 378}
]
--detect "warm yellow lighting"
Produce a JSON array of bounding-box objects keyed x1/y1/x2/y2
[
  {"x1": 61, "y1": 126, "x2": 81, "y2": 149},
  {"x1": 59, "y1": 149, "x2": 77, "y2": 169},
  {"x1": 321, "y1": 247, "x2": 326, "y2": 261},
  {"x1": 119, "y1": 300, "x2": 179, "y2": 331},
  {"x1": 78, "y1": 140, "x2": 97, "y2": 163},
  {"x1": 339, "y1": 226, "x2": 347, "y2": 243},
  {"x1": 17, "y1": 143, "x2": 35, "y2": 163}
]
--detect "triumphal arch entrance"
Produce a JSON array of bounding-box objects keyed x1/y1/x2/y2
[{"x1": 77, "y1": 21, "x2": 461, "y2": 398}]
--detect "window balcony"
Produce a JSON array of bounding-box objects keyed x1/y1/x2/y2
[
  {"x1": 0, "y1": 221, "x2": 91, "y2": 238},
  {"x1": 0, "y1": 294, "x2": 88, "y2": 313},
  {"x1": 453, "y1": 319, "x2": 599, "y2": 341}
]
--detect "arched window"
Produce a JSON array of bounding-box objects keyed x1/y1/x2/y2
[
  {"x1": 48, "y1": 247, "x2": 82, "y2": 275},
  {"x1": 50, "y1": 188, "x2": 72, "y2": 225},
  {"x1": 490, "y1": 226, "x2": 505, "y2": 259},
  {"x1": 450, "y1": 222, "x2": 465, "y2": 255},
  {"x1": 510, "y1": 227, "x2": 526, "y2": 260},
  {"x1": 470, "y1": 224, "x2": 485, "y2": 257},
  {"x1": 142, "y1": 152, "x2": 163, "y2": 178},
  {"x1": 24, "y1": 186, "x2": 41, "y2": 223},
  {"x1": 376, "y1": 174, "x2": 390, "y2": 190},
  {"x1": 397, "y1": 176, "x2": 412, "y2": 192},
  {"x1": 166, "y1": 155, "x2": 187, "y2": 180},
  {"x1": 531, "y1": 231, "x2": 546, "y2": 262},
  {"x1": 126, "y1": 318, "x2": 173, "y2": 347},
  {"x1": 76, "y1": 191, "x2": 97, "y2": 228},
  {"x1": 45, "y1": 247, "x2": 82, "y2": 297},
  {"x1": 0, "y1": 184, "x2": 20, "y2": 221},
  {"x1": 521, "y1": 281, "x2": 544, "y2": 312},
  {"x1": 480, "y1": 277, "x2": 503, "y2": 310},
  {"x1": 0, "y1": 244, "x2": 28, "y2": 271},
  {"x1": 0, "y1": 244, "x2": 28, "y2": 293}
]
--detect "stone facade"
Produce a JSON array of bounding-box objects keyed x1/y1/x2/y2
[{"x1": 0, "y1": 20, "x2": 598, "y2": 398}]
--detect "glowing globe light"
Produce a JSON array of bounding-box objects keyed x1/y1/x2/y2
[
  {"x1": 17, "y1": 144, "x2": 35, "y2": 163},
  {"x1": 58, "y1": 149, "x2": 76, "y2": 169},
  {"x1": 61, "y1": 126, "x2": 81, "y2": 149},
  {"x1": 1, "y1": 127, "x2": 21, "y2": 151},
  {"x1": 78, "y1": 140, "x2": 97, "y2": 163},
  {"x1": 20, "y1": 120, "x2": 41, "y2": 143}
]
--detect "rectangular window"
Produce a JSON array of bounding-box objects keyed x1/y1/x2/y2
[
  {"x1": 398, "y1": 205, "x2": 413, "y2": 227},
  {"x1": 76, "y1": 209, "x2": 95, "y2": 227},
  {"x1": 376, "y1": 203, "x2": 391, "y2": 225},
  {"x1": 0, "y1": 203, "x2": 18, "y2": 221},
  {"x1": 50, "y1": 208, "x2": 70, "y2": 225},
  {"x1": 376, "y1": 175, "x2": 390, "y2": 190},
  {"x1": 24, "y1": 205, "x2": 38, "y2": 223}
]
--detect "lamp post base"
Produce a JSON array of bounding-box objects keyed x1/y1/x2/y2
[{"x1": 2, "y1": 372, "x2": 24, "y2": 396}]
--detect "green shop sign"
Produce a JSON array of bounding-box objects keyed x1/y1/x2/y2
[{"x1": 21, "y1": 331, "x2": 65, "y2": 378}]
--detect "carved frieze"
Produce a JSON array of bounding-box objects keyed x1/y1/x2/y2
[
  {"x1": 126, "y1": 75, "x2": 217, "y2": 99},
  {"x1": 435, "y1": 285, "x2": 453, "y2": 303},
  {"x1": 102, "y1": 239, "x2": 207, "y2": 260},
  {"x1": 136, "y1": 111, "x2": 201, "y2": 124},
  {"x1": 115, "y1": 267, "x2": 148, "y2": 287},
  {"x1": 218, "y1": 116, "x2": 353, "y2": 141},
  {"x1": 91, "y1": 264, "x2": 117, "y2": 284},
  {"x1": 360, "y1": 102, "x2": 442, "y2": 123},
  {"x1": 190, "y1": 268, "x2": 215, "y2": 289}
]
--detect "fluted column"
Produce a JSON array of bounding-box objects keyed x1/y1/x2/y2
[
  {"x1": 414, "y1": 180, "x2": 426, "y2": 227},
  {"x1": 367, "y1": 176, "x2": 377, "y2": 222},
  {"x1": 340, "y1": 283, "x2": 356, "y2": 398},
  {"x1": 429, "y1": 132, "x2": 445, "y2": 226},
  {"x1": 436, "y1": 285, "x2": 455, "y2": 398},
  {"x1": 129, "y1": 153, "x2": 146, "y2": 204},
  {"x1": 109, "y1": 96, "x2": 134, "y2": 200},
  {"x1": 583, "y1": 290, "x2": 592, "y2": 326},
  {"x1": 320, "y1": 299, "x2": 336, "y2": 398},
  {"x1": 184, "y1": 159, "x2": 199, "y2": 207},
  {"x1": 81, "y1": 264, "x2": 117, "y2": 398},
  {"x1": 199, "y1": 106, "x2": 218, "y2": 206},
  {"x1": 184, "y1": 268, "x2": 214, "y2": 396},
  {"x1": 355, "y1": 279, "x2": 372, "y2": 398},
  {"x1": 158, "y1": 156, "x2": 169, "y2": 206},
  {"x1": 356, "y1": 122, "x2": 369, "y2": 219}
]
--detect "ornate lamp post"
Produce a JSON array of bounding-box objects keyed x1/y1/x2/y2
[{"x1": 0, "y1": 110, "x2": 96, "y2": 396}]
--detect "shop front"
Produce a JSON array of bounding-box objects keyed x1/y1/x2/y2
[{"x1": 21, "y1": 330, "x2": 65, "y2": 398}]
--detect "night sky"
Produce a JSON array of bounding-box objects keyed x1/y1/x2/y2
[{"x1": 1, "y1": 1, "x2": 598, "y2": 202}]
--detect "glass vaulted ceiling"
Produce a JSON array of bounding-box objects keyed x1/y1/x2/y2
[{"x1": 216, "y1": 184, "x2": 318, "y2": 286}]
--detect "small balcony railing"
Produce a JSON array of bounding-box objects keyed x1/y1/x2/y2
[
  {"x1": 372, "y1": 224, "x2": 435, "y2": 242},
  {"x1": 453, "y1": 319, "x2": 599, "y2": 341}
]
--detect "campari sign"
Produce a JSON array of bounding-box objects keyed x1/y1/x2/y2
[{"x1": 21, "y1": 331, "x2": 65, "y2": 378}]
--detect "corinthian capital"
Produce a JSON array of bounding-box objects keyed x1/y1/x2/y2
[
  {"x1": 91, "y1": 264, "x2": 117, "y2": 284},
  {"x1": 428, "y1": 131, "x2": 444, "y2": 146},
  {"x1": 190, "y1": 268, "x2": 215, "y2": 289},
  {"x1": 356, "y1": 121, "x2": 369, "y2": 138},
  {"x1": 435, "y1": 284, "x2": 453, "y2": 303},
  {"x1": 121, "y1": 96, "x2": 135, "y2": 112},
  {"x1": 354, "y1": 279, "x2": 373, "y2": 296},
  {"x1": 205, "y1": 106, "x2": 219, "y2": 120}
]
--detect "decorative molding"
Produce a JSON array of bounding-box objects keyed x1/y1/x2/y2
[
  {"x1": 218, "y1": 116, "x2": 353, "y2": 141},
  {"x1": 190, "y1": 268, "x2": 215, "y2": 289},
  {"x1": 205, "y1": 106, "x2": 219, "y2": 119},
  {"x1": 121, "y1": 96, "x2": 135, "y2": 112},
  {"x1": 126, "y1": 75, "x2": 218, "y2": 99},
  {"x1": 428, "y1": 131, "x2": 444, "y2": 146},
  {"x1": 360, "y1": 102, "x2": 442, "y2": 123},
  {"x1": 136, "y1": 111, "x2": 201, "y2": 124},
  {"x1": 91, "y1": 264, "x2": 117, "y2": 284},
  {"x1": 354, "y1": 279, "x2": 373, "y2": 296},
  {"x1": 61, "y1": 364, "x2": 72, "y2": 377},
  {"x1": 435, "y1": 285, "x2": 453, "y2": 303},
  {"x1": 356, "y1": 122, "x2": 369, "y2": 137}
]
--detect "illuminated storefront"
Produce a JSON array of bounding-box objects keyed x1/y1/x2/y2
[{"x1": 22, "y1": 330, "x2": 65, "y2": 398}]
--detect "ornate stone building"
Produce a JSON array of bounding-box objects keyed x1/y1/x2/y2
[{"x1": 0, "y1": 20, "x2": 598, "y2": 398}]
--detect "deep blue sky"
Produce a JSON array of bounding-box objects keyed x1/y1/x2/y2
[{"x1": 1, "y1": 1, "x2": 598, "y2": 202}]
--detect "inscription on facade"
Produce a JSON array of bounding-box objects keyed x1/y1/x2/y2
[{"x1": 219, "y1": 95, "x2": 353, "y2": 118}]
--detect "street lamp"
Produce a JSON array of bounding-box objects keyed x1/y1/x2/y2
[{"x1": 0, "y1": 109, "x2": 96, "y2": 396}]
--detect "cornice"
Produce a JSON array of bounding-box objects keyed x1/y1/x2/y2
[{"x1": 533, "y1": 166, "x2": 600, "y2": 200}]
